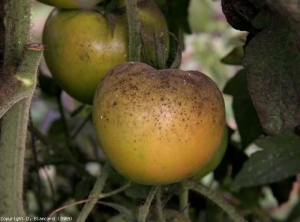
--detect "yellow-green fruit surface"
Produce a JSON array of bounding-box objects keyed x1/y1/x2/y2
[
  {"x1": 93, "y1": 62, "x2": 226, "y2": 185},
  {"x1": 107, "y1": 209, "x2": 190, "y2": 222},
  {"x1": 43, "y1": 2, "x2": 169, "y2": 104},
  {"x1": 38, "y1": 0, "x2": 102, "y2": 9},
  {"x1": 193, "y1": 126, "x2": 228, "y2": 180}
]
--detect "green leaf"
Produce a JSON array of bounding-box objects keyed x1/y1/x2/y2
[
  {"x1": 124, "y1": 183, "x2": 151, "y2": 200},
  {"x1": 243, "y1": 12, "x2": 300, "y2": 136},
  {"x1": 221, "y1": 0, "x2": 259, "y2": 32},
  {"x1": 156, "y1": 0, "x2": 191, "y2": 35},
  {"x1": 223, "y1": 69, "x2": 264, "y2": 147},
  {"x1": 74, "y1": 178, "x2": 94, "y2": 201},
  {"x1": 248, "y1": 0, "x2": 267, "y2": 10},
  {"x1": 38, "y1": 73, "x2": 61, "y2": 97},
  {"x1": 169, "y1": 31, "x2": 182, "y2": 69},
  {"x1": 267, "y1": 0, "x2": 300, "y2": 51},
  {"x1": 252, "y1": 10, "x2": 272, "y2": 29},
  {"x1": 99, "y1": 201, "x2": 137, "y2": 222},
  {"x1": 220, "y1": 46, "x2": 244, "y2": 65},
  {"x1": 232, "y1": 132, "x2": 300, "y2": 191},
  {"x1": 48, "y1": 119, "x2": 66, "y2": 143}
]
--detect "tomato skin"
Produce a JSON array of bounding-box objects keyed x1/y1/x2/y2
[
  {"x1": 43, "y1": 2, "x2": 169, "y2": 104},
  {"x1": 93, "y1": 62, "x2": 226, "y2": 185},
  {"x1": 193, "y1": 126, "x2": 228, "y2": 180},
  {"x1": 43, "y1": 9, "x2": 127, "y2": 104},
  {"x1": 38, "y1": 0, "x2": 102, "y2": 9}
]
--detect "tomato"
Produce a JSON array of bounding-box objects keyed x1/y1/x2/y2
[
  {"x1": 193, "y1": 126, "x2": 228, "y2": 180},
  {"x1": 38, "y1": 0, "x2": 102, "y2": 9},
  {"x1": 107, "y1": 209, "x2": 189, "y2": 222},
  {"x1": 43, "y1": 1, "x2": 169, "y2": 104},
  {"x1": 93, "y1": 62, "x2": 226, "y2": 185}
]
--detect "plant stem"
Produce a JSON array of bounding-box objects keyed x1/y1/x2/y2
[
  {"x1": 4, "y1": 0, "x2": 30, "y2": 67},
  {"x1": 138, "y1": 186, "x2": 159, "y2": 222},
  {"x1": 0, "y1": 44, "x2": 44, "y2": 216},
  {"x1": 125, "y1": 0, "x2": 142, "y2": 62},
  {"x1": 99, "y1": 182, "x2": 131, "y2": 199},
  {"x1": 0, "y1": 0, "x2": 32, "y2": 118},
  {"x1": 76, "y1": 161, "x2": 111, "y2": 221},
  {"x1": 184, "y1": 179, "x2": 247, "y2": 222},
  {"x1": 0, "y1": 3, "x2": 45, "y2": 217},
  {"x1": 56, "y1": 95, "x2": 73, "y2": 152},
  {"x1": 179, "y1": 182, "x2": 190, "y2": 220},
  {"x1": 155, "y1": 187, "x2": 166, "y2": 222},
  {"x1": 0, "y1": 99, "x2": 29, "y2": 216},
  {"x1": 170, "y1": 31, "x2": 183, "y2": 69},
  {"x1": 71, "y1": 112, "x2": 92, "y2": 139},
  {"x1": 29, "y1": 115, "x2": 44, "y2": 216}
]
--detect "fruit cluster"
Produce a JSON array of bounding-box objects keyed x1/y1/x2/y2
[
  {"x1": 40, "y1": 0, "x2": 226, "y2": 186},
  {"x1": 42, "y1": 0, "x2": 169, "y2": 104}
]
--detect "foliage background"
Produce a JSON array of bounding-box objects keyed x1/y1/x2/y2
[{"x1": 19, "y1": 0, "x2": 300, "y2": 221}]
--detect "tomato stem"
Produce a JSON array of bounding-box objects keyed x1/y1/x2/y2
[
  {"x1": 0, "y1": 42, "x2": 44, "y2": 216},
  {"x1": 154, "y1": 30, "x2": 167, "y2": 69},
  {"x1": 76, "y1": 161, "x2": 111, "y2": 222},
  {"x1": 125, "y1": 0, "x2": 142, "y2": 62},
  {"x1": 99, "y1": 182, "x2": 132, "y2": 199},
  {"x1": 155, "y1": 187, "x2": 166, "y2": 222},
  {"x1": 138, "y1": 186, "x2": 159, "y2": 222},
  {"x1": 56, "y1": 93, "x2": 73, "y2": 151},
  {"x1": 170, "y1": 31, "x2": 183, "y2": 69},
  {"x1": 179, "y1": 182, "x2": 190, "y2": 220},
  {"x1": 184, "y1": 179, "x2": 247, "y2": 222},
  {"x1": 0, "y1": 0, "x2": 44, "y2": 207},
  {"x1": 71, "y1": 112, "x2": 92, "y2": 139}
]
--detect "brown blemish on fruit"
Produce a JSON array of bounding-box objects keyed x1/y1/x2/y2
[{"x1": 93, "y1": 62, "x2": 225, "y2": 185}]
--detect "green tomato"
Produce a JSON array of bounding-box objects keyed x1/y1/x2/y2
[
  {"x1": 93, "y1": 62, "x2": 226, "y2": 185},
  {"x1": 43, "y1": 1, "x2": 169, "y2": 104},
  {"x1": 37, "y1": 0, "x2": 102, "y2": 9},
  {"x1": 193, "y1": 126, "x2": 228, "y2": 180}
]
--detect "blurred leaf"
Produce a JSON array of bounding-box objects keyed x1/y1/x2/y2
[
  {"x1": 235, "y1": 187, "x2": 262, "y2": 208},
  {"x1": 155, "y1": 0, "x2": 191, "y2": 35},
  {"x1": 243, "y1": 12, "x2": 300, "y2": 136},
  {"x1": 248, "y1": 0, "x2": 267, "y2": 10},
  {"x1": 214, "y1": 141, "x2": 248, "y2": 183},
  {"x1": 48, "y1": 119, "x2": 66, "y2": 143},
  {"x1": 38, "y1": 72, "x2": 61, "y2": 97},
  {"x1": 252, "y1": 10, "x2": 272, "y2": 30},
  {"x1": 267, "y1": 0, "x2": 300, "y2": 51},
  {"x1": 269, "y1": 176, "x2": 295, "y2": 205},
  {"x1": 74, "y1": 178, "x2": 94, "y2": 201},
  {"x1": 221, "y1": 0, "x2": 259, "y2": 32},
  {"x1": 232, "y1": 132, "x2": 300, "y2": 191},
  {"x1": 169, "y1": 31, "x2": 182, "y2": 69},
  {"x1": 205, "y1": 205, "x2": 227, "y2": 222},
  {"x1": 287, "y1": 201, "x2": 300, "y2": 222},
  {"x1": 221, "y1": 46, "x2": 244, "y2": 65},
  {"x1": 124, "y1": 183, "x2": 151, "y2": 200},
  {"x1": 223, "y1": 69, "x2": 264, "y2": 147},
  {"x1": 108, "y1": 168, "x2": 129, "y2": 185},
  {"x1": 99, "y1": 201, "x2": 137, "y2": 222}
]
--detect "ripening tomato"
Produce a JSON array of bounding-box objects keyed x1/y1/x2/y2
[
  {"x1": 193, "y1": 126, "x2": 228, "y2": 180},
  {"x1": 93, "y1": 62, "x2": 226, "y2": 185},
  {"x1": 43, "y1": 0, "x2": 169, "y2": 104}
]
